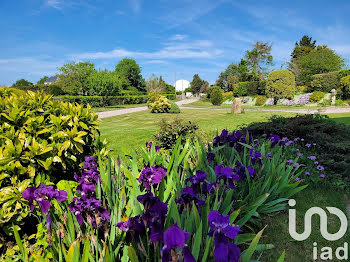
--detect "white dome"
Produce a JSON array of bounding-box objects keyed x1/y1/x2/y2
[{"x1": 175, "y1": 79, "x2": 190, "y2": 92}]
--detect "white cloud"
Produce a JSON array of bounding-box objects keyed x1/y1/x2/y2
[
  {"x1": 45, "y1": 0, "x2": 63, "y2": 10},
  {"x1": 70, "y1": 40, "x2": 222, "y2": 60},
  {"x1": 169, "y1": 34, "x2": 188, "y2": 41}
]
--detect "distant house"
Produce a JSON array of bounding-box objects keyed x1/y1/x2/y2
[{"x1": 44, "y1": 76, "x2": 58, "y2": 85}]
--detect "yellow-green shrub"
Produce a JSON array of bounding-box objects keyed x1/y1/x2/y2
[
  {"x1": 266, "y1": 70, "x2": 296, "y2": 100},
  {"x1": 149, "y1": 95, "x2": 171, "y2": 113},
  {"x1": 211, "y1": 88, "x2": 223, "y2": 105},
  {"x1": 255, "y1": 95, "x2": 267, "y2": 106},
  {"x1": 223, "y1": 91, "x2": 233, "y2": 101},
  {"x1": 0, "y1": 91, "x2": 105, "y2": 232},
  {"x1": 296, "y1": 85, "x2": 308, "y2": 93},
  {"x1": 309, "y1": 91, "x2": 326, "y2": 103}
]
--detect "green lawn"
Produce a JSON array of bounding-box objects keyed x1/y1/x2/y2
[
  {"x1": 92, "y1": 103, "x2": 147, "y2": 112},
  {"x1": 260, "y1": 186, "x2": 350, "y2": 262},
  {"x1": 99, "y1": 109, "x2": 296, "y2": 156}
]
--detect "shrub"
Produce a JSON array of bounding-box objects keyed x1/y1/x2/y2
[
  {"x1": 255, "y1": 95, "x2": 267, "y2": 106},
  {"x1": 309, "y1": 91, "x2": 326, "y2": 103},
  {"x1": 335, "y1": 99, "x2": 344, "y2": 106},
  {"x1": 233, "y1": 82, "x2": 248, "y2": 97},
  {"x1": 310, "y1": 71, "x2": 340, "y2": 92},
  {"x1": 245, "y1": 115, "x2": 350, "y2": 188},
  {"x1": 168, "y1": 101, "x2": 180, "y2": 113},
  {"x1": 284, "y1": 99, "x2": 295, "y2": 106},
  {"x1": 0, "y1": 87, "x2": 26, "y2": 97},
  {"x1": 266, "y1": 70, "x2": 295, "y2": 101},
  {"x1": 222, "y1": 91, "x2": 233, "y2": 101},
  {"x1": 246, "y1": 80, "x2": 266, "y2": 95},
  {"x1": 319, "y1": 99, "x2": 331, "y2": 106},
  {"x1": 0, "y1": 91, "x2": 104, "y2": 235},
  {"x1": 149, "y1": 95, "x2": 171, "y2": 113},
  {"x1": 210, "y1": 88, "x2": 223, "y2": 105},
  {"x1": 206, "y1": 85, "x2": 221, "y2": 99},
  {"x1": 147, "y1": 92, "x2": 161, "y2": 107},
  {"x1": 296, "y1": 85, "x2": 308, "y2": 93},
  {"x1": 340, "y1": 75, "x2": 350, "y2": 99},
  {"x1": 339, "y1": 69, "x2": 350, "y2": 79},
  {"x1": 60, "y1": 95, "x2": 149, "y2": 107},
  {"x1": 184, "y1": 87, "x2": 192, "y2": 93},
  {"x1": 176, "y1": 91, "x2": 182, "y2": 95},
  {"x1": 154, "y1": 119, "x2": 198, "y2": 149}
]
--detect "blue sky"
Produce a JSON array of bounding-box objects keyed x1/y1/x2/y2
[{"x1": 1, "y1": 0, "x2": 350, "y2": 86}]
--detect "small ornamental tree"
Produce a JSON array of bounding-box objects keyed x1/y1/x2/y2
[
  {"x1": 265, "y1": 70, "x2": 295, "y2": 102},
  {"x1": 210, "y1": 88, "x2": 223, "y2": 105}
]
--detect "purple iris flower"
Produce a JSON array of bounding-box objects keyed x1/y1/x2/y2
[
  {"x1": 320, "y1": 174, "x2": 325, "y2": 178},
  {"x1": 215, "y1": 164, "x2": 240, "y2": 189},
  {"x1": 137, "y1": 192, "x2": 168, "y2": 242},
  {"x1": 138, "y1": 164, "x2": 167, "y2": 191},
  {"x1": 308, "y1": 156, "x2": 316, "y2": 161},
  {"x1": 233, "y1": 162, "x2": 255, "y2": 181},
  {"x1": 249, "y1": 148, "x2": 262, "y2": 166},
  {"x1": 268, "y1": 134, "x2": 280, "y2": 148},
  {"x1": 297, "y1": 153, "x2": 303, "y2": 157},
  {"x1": 306, "y1": 143, "x2": 311, "y2": 148},
  {"x1": 287, "y1": 160, "x2": 294, "y2": 165},
  {"x1": 185, "y1": 170, "x2": 207, "y2": 194},
  {"x1": 176, "y1": 186, "x2": 205, "y2": 211},
  {"x1": 207, "y1": 152, "x2": 216, "y2": 164},
  {"x1": 116, "y1": 215, "x2": 146, "y2": 243},
  {"x1": 267, "y1": 152, "x2": 272, "y2": 159},
  {"x1": 208, "y1": 211, "x2": 241, "y2": 262},
  {"x1": 294, "y1": 163, "x2": 300, "y2": 168},
  {"x1": 305, "y1": 171, "x2": 310, "y2": 176},
  {"x1": 146, "y1": 141, "x2": 160, "y2": 152},
  {"x1": 162, "y1": 223, "x2": 195, "y2": 262},
  {"x1": 314, "y1": 161, "x2": 319, "y2": 165},
  {"x1": 22, "y1": 184, "x2": 67, "y2": 214}
]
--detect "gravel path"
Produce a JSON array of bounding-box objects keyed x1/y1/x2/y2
[
  {"x1": 97, "y1": 98, "x2": 200, "y2": 119},
  {"x1": 181, "y1": 106, "x2": 350, "y2": 114}
]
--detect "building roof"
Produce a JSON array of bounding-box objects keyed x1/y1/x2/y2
[{"x1": 44, "y1": 75, "x2": 58, "y2": 83}]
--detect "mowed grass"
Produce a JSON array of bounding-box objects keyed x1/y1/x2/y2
[
  {"x1": 99, "y1": 109, "x2": 296, "y2": 156},
  {"x1": 260, "y1": 186, "x2": 350, "y2": 262}
]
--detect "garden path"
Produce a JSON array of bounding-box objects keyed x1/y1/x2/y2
[
  {"x1": 97, "y1": 98, "x2": 200, "y2": 119},
  {"x1": 181, "y1": 106, "x2": 350, "y2": 114}
]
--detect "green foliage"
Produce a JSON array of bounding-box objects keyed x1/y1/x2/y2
[
  {"x1": 57, "y1": 62, "x2": 96, "y2": 95},
  {"x1": 233, "y1": 81, "x2": 248, "y2": 97},
  {"x1": 87, "y1": 70, "x2": 123, "y2": 96},
  {"x1": 216, "y1": 59, "x2": 257, "y2": 91},
  {"x1": 11, "y1": 79, "x2": 33, "y2": 88},
  {"x1": 149, "y1": 95, "x2": 171, "y2": 113},
  {"x1": 297, "y1": 46, "x2": 345, "y2": 85},
  {"x1": 335, "y1": 99, "x2": 344, "y2": 106},
  {"x1": 309, "y1": 91, "x2": 325, "y2": 103},
  {"x1": 246, "y1": 80, "x2": 266, "y2": 95},
  {"x1": 310, "y1": 71, "x2": 340, "y2": 92},
  {"x1": 190, "y1": 74, "x2": 204, "y2": 94},
  {"x1": 146, "y1": 75, "x2": 168, "y2": 92},
  {"x1": 266, "y1": 70, "x2": 295, "y2": 100},
  {"x1": 175, "y1": 91, "x2": 182, "y2": 95},
  {"x1": 255, "y1": 95, "x2": 267, "y2": 106},
  {"x1": 340, "y1": 75, "x2": 350, "y2": 99},
  {"x1": 184, "y1": 87, "x2": 192, "y2": 93},
  {"x1": 338, "y1": 69, "x2": 350, "y2": 79},
  {"x1": 206, "y1": 85, "x2": 221, "y2": 99},
  {"x1": 168, "y1": 101, "x2": 180, "y2": 114},
  {"x1": 210, "y1": 88, "x2": 223, "y2": 105},
  {"x1": 245, "y1": 41, "x2": 273, "y2": 80},
  {"x1": 291, "y1": 35, "x2": 316, "y2": 61},
  {"x1": 37, "y1": 76, "x2": 48, "y2": 85},
  {"x1": 114, "y1": 58, "x2": 146, "y2": 92},
  {"x1": 154, "y1": 119, "x2": 198, "y2": 149},
  {"x1": 0, "y1": 87, "x2": 26, "y2": 97},
  {"x1": 0, "y1": 91, "x2": 105, "y2": 232},
  {"x1": 61, "y1": 95, "x2": 149, "y2": 107},
  {"x1": 245, "y1": 115, "x2": 350, "y2": 189}
]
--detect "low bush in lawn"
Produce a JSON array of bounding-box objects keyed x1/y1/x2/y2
[
  {"x1": 168, "y1": 101, "x2": 181, "y2": 114},
  {"x1": 7, "y1": 124, "x2": 314, "y2": 261},
  {"x1": 255, "y1": 95, "x2": 267, "y2": 106},
  {"x1": 148, "y1": 94, "x2": 171, "y2": 113},
  {"x1": 0, "y1": 91, "x2": 107, "y2": 247},
  {"x1": 309, "y1": 91, "x2": 325, "y2": 103},
  {"x1": 244, "y1": 114, "x2": 350, "y2": 189},
  {"x1": 210, "y1": 88, "x2": 224, "y2": 105}
]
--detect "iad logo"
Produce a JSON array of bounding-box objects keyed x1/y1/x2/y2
[{"x1": 288, "y1": 199, "x2": 349, "y2": 260}]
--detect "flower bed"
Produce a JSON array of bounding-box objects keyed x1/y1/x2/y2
[{"x1": 4, "y1": 126, "x2": 320, "y2": 261}]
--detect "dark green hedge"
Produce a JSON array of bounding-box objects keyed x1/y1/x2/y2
[
  {"x1": 310, "y1": 69, "x2": 350, "y2": 93},
  {"x1": 58, "y1": 94, "x2": 176, "y2": 107}
]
